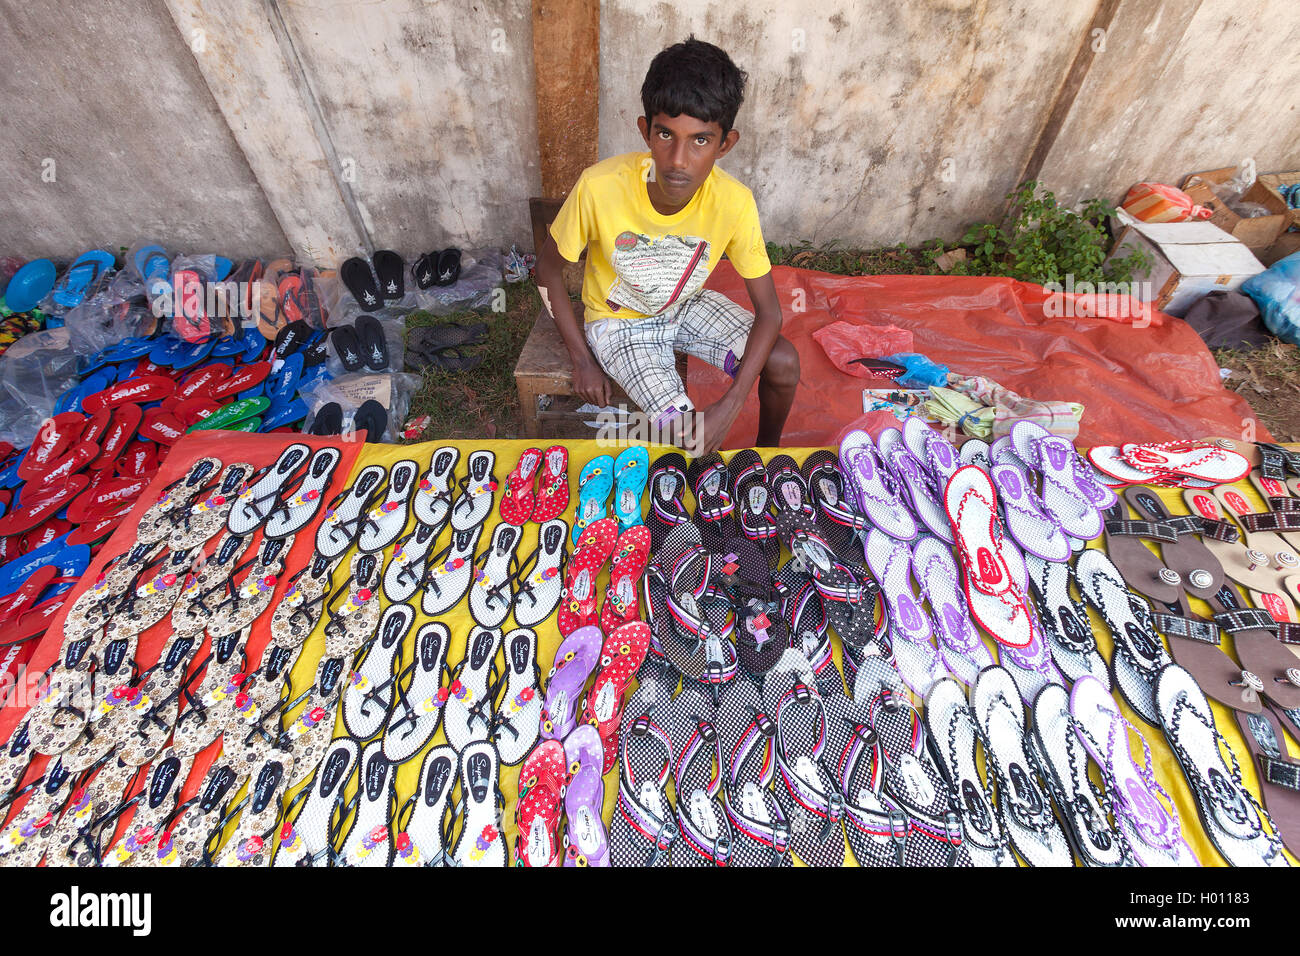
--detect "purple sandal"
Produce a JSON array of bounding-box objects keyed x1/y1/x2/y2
[
  {"x1": 540, "y1": 625, "x2": 602, "y2": 740},
  {"x1": 562, "y1": 724, "x2": 610, "y2": 867}
]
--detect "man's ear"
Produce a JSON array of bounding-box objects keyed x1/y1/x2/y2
[
  {"x1": 637, "y1": 115, "x2": 650, "y2": 146},
  {"x1": 717, "y1": 128, "x2": 740, "y2": 157}
]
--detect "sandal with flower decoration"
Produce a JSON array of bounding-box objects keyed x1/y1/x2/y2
[
  {"x1": 468, "y1": 522, "x2": 523, "y2": 628},
  {"x1": 337, "y1": 742, "x2": 397, "y2": 867},
  {"x1": 539, "y1": 624, "x2": 602, "y2": 741},
  {"x1": 600, "y1": 524, "x2": 651, "y2": 634},
  {"x1": 261, "y1": 447, "x2": 339, "y2": 540},
  {"x1": 357, "y1": 459, "x2": 419, "y2": 553},
  {"x1": 212, "y1": 751, "x2": 296, "y2": 867},
  {"x1": 511, "y1": 519, "x2": 568, "y2": 628},
  {"x1": 557, "y1": 516, "x2": 618, "y2": 635},
  {"x1": 561, "y1": 725, "x2": 609, "y2": 867},
  {"x1": 382, "y1": 520, "x2": 442, "y2": 603},
  {"x1": 273, "y1": 737, "x2": 358, "y2": 866},
  {"x1": 531, "y1": 445, "x2": 570, "y2": 523},
  {"x1": 514, "y1": 737, "x2": 567, "y2": 867},
  {"x1": 665, "y1": 680, "x2": 731, "y2": 867},
  {"x1": 101, "y1": 749, "x2": 196, "y2": 867},
  {"x1": 571, "y1": 454, "x2": 614, "y2": 545},
  {"x1": 137, "y1": 457, "x2": 224, "y2": 544},
  {"x1": 227, "y1": 444, "x2": 311, "y2": 536},
  {"x1": 314, "y1": 464, "x2": 386, "y2": 560},
  {"x1": 450, "y1": 450, "x2": 498, "y2": 533},
  {"x1": 491, "y1": 627, "x2": 541, "y2": 766},
  {"x1": 412, "y1": 445, "x2": 459, "y2": 528},
  {"x1": 390, "y1": 744, "x2": 458, "y2": 867},
  {"x1": 168, "y1": 461, "x2": 257, "y2": 551},
  {"x1": 341, "y1": 602, "x2": 415, "y2": 741},
  {"x1": 381, "y1": 621, "x2": 451, "y2": 765},
  {"x1": 420, "y1": 525, "x2": 482, "y2": 616},
  {"x1": 612, "y1": 446, "x2": 649, "y2": 532},
  {"x1": 582, "y1": 621, "x2": 653, "y2": 773},
  {"x1": 451, "y1": 740, "x2": 507, "y2": 867},
  {"x1": 499, "y1": 447, "x2": 543, "y2": 526},
  {"x1": 443, "y1": 626, "x2": 503, "y2": 753}
]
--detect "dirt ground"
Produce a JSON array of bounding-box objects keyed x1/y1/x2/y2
[{"x1": 1214, "y1": 341, "x2": 1300, "y2": 442}]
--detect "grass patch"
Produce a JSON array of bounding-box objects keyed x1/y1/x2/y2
[
  {"x1": 766, "y1": 239, "x2": 944, "y2": 276},
  {"x1": 404, "y1": 282, "x2": 540, "y2": 441},
  {"x1": 1214, "y1": 340, "x2": 1300, "y2": 442}
]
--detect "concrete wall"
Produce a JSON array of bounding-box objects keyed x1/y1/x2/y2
[{"x1": 0, "y1": 0, "x2": 1297, "y2": 263}]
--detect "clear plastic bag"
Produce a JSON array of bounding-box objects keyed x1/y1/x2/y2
[
  {"x1": 316, "y1": 248, "x2": 504, "y2": 319},
  {"x1": 1210, "y1": 158, "x2": 1258, "y2": 207},
  {"x1": 299, "y1": 371, "x2": 420, "y2": 444},
  {"x1": 0, "y1": 327, "x2": 82, "y2": 447}
]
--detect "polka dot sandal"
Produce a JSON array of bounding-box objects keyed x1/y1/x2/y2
[
  {"x1": 582, "y1": 620, "x2": 653, "y2": 774},
  {"x1": 557, "y1": 516, "x2": 617, "y2": 635},
  {"x1": 562, "y1": 724, "x2": 609, "y2": 867},
  {"x1": 514, "y1": 738, "x2": 566, "y2": 868}
]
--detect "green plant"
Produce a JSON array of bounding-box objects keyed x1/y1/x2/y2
[{"x1": 948, "y1": 181, "x2": 1150, "y2": 285}]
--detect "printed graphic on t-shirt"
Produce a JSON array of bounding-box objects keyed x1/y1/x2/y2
[{"x1": 605, "y1": 231, "x2": 710, "y2": 315}]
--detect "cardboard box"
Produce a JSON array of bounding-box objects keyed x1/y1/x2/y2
[
  {"x1": 1260, "y1": 231, "x2": 1300, "y2": 268},
  {"x1": 1181, "y1": 167, "x2": 1288, "y2": 251},
  {"x1": 1105, "y1": 213, "x2": 1266, "y2": 317},
  {"x1": 1259, "y1": 171, "x2": 1300, "y2": 231}
]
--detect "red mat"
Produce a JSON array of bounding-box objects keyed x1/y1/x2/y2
[{"x1": 691, "y1": 264, "x2": 1267, "y2": 449}]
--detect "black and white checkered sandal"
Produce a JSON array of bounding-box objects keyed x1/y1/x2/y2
[
  {"x1": 772, "y1": 557, "x2": 839, "y2": 695},
  {"x1": 924, "y1": 678, "x2": 1015, "y2": 867},
  {"x1": 390, "y1": 744, "x2": 458, "y2": 866},
  {"x1": 609, "y1": 692, "x2": 677, "y2": 867},
  {"x1": 443, "y1": 626, "x2": 502, "y2": 753},
  {"x1": 665, "y1": 680, "x2": 731, "y2": 867},
  {"x1": 971, "y1": 665, "x2": 1073, "y2": 866},
  {"x1": 819, "y1": 691, "x2": 903, "y2": 866},
  {"x1": 382, "y1": 622, "x2": 451, "y2": 765},
  {"x1": 1024, "y1": 553, "x2": 1110, "y2": 687},
  {"x1": 647, "y1": 451, "x2": 691, "y2": 553},
  {"x1": 314, "y1": 464, "x2": 386, "y2": 560},
  {"x1": 714, "y1": 677, "x2": 791, "y2": 867},
  {"x1": 1030, "y1": 682, "x2": 1131, "y2": 867},
  {"x1": 420, "y1": 526, "x2": 482, "y2": 616},
  {"x1": 728, "y1": 449, "x2": 780, "y2": 566},
  {"x1": 357, "y1": 459, "x2": 419, "y2": 554},
  {"x1": 1155, "y1": 664, "x2": 1289, "y2": 867},
  {"x1": 511, "y1": 519, "x2": 568, "y2": 628},
  {"x1": 449, "y1": 450, "x2": 497, "y2": 532},
  {"x1": 802, "y1": 449, "x2": 869, "y2": 562},
  {"x1": 227, "y1": 444, "x2": 311, "y2": 536},
  {"x1": 468, "y1": 522, "x2": 523, "y2": 628},
  {"x1": 853, "y1": 656, "x2": 970, "y2": 866},
  {"x1": 762, "y1": 651, "x2": 846, "y2": 867},
  {"x1": 341, "y1": 602, "x2": 415, "y2": 741},
  {"x1": 657, "y1": 523, "x2": 738, "y2": 691},
  {"x1": 413, "y1": 445, "x2": 460, "y2": 527}
]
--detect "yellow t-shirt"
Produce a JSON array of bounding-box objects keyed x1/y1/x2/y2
[{"x1": 549, "y1": 152, "x2": 771, "y2": 323}]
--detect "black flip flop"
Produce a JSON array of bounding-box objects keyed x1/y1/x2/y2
[
  {"x1": 355, "y1": 399, "x2": 388, "y2": 443},
  {"x1": 331, "y1": 325, "x2": 364, "y2": 371},
  {"x1": 412, "y1": 252, "x2": 438, "y2": 290},
  {"x1": 407, "y1": 322, "x2": 488, "y2": 353},
  {"x1": 372, "y1": 250, "x2": 405, "y2": 301},
  {"x1": 355, "y1": 314, "x2": 389, "y2": 371},
  {"x1": 310, "y1": 402, "x2": 343, "y2": 436},
  {"x1": 341, "y1": 256, "x2": 382, "y2": 311},
  {"x1": 435, "y1": 249, "x2": 461, "y2": 286},
  {"x1": 273, "y1": 319, "x2": 314, "y2": 360},
  {"x1": 302, "y1": 331, "x2": 329, "y2": 368},
  {"x1": 421, "y1": 346, "x2": 483, "y2": 372}
]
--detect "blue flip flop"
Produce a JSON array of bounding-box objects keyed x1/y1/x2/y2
[
  {"x1": 0, "y1": 450, "x2": 25, "y2": 489},
  {"x1": 133, "y1": 244, "x2": 170, "y2": 286},
  {"x1": 148, "y1": 334, "x2": 192, "y2": 367},
  {"x1": 267, "y1": 352, "x2": 303, "y2": 405},
  {"x1": 261, "y1": 396, "x2": 308, "y2": 431},
  {"x1": 240, "y1": 326, "x2": 267, "y2": 363},
  {"x1": 298, "y1": 362, "x2": 328, "y2": 390},
  {"x1": 612, "y1": 446, "x2": 649, "y2": 531},
  {"x1": 52, "y1": 250, "x2": 115, "y2": 308},
  {"x1": 211, "y1": 334, "x2": 246, "y2": 358},
  {"x1": 3, "y1": 259, "x2": 57, "y2": 313},
  {"x1": 171, "y1": 338, "x2": 217, "y2": 370},
  {"x1": 571, "y1": 454, "x2": 615, "y2": 544},
  {"x1": 54, "y1": 369, "x2": 113, "y2": 414},
  {"x1": 0, "y1": 538, "x2": 86, "y2": 598},
  {"x1": 212, "y1": 256, "x2": 234, "y2": 281},
  {"x1": 101, "y1": 336, "x2": 157, "y2": 364}
]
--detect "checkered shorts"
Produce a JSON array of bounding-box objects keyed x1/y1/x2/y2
[{"x1": 585, "y1": 289, "x2": 754, "y2": 425}]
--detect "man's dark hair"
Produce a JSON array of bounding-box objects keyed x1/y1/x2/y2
[{"x1": 641, "y1": 36, "x2": 748, "y2": 135}]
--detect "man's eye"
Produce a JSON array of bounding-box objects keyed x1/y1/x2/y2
[
  {"x1": 695, "y1": 137, "x2": 709, "y2": 146},
  {"x1": 658, "y1": 130, "x2": 672, "y2": 140}
]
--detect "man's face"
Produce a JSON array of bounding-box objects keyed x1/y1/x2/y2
[{"x1": 638, "y1": 112, "x2": 739, "y2": 208}]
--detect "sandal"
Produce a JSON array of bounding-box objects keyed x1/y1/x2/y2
[
  {"x1": 664, "y1": 681, "x2": 731, "y2": 867},
  {"x1": 420, "y1": 526, "x2": 482, "y2": 616},
  {"x1": 468, "y1": 522, "x2": 523, "y2": 628},
  {"x1": 572, "y1": 454, "x2": 614, "y2": 544},
  {"x1": 540, "y1": 624, "x2": 602, "y2": 741},
  {"x1": 449, "y1": 450, "x2": 497, "y2": 532},
  {"x1": 512, "y1": 519, "x2": 568, "y2": 628},
  {"x1": 582, "y1": 620, "x2": 652, "y2": 772},
  {"x1": 381, "y1": 621, "x2": 451, "y2": 765},
  {"x1": 491, "y1": 627, "x2": 541, "y2": 766},
  {"x1": 442, "y1": 626, "x2": 502, "y2": 753},
  {"x1": 499, "y1": 447, "x2": 543, "y2": 526},
  {"x1": 514, "y1": 738, "x2": 566, "y2": 868},
  {"x1": 341, "y1": 602, "x2": 415, "y2": 741},
  {"x1": 612, "y1": 446, "x2": 649, "y2": 532},
  {"x1": 532, "y1": 445, "x2": 570, "y2": 523},
  {"x1": 646, "y1": 451, "x2": 690, "y2": 553},
  {"x1": 1024, "y1": 553, "x2": 1109, "y2": 687},
  {"x1": 839, "y1": 429, "x2": 917, "y2": 541},
  {"x1": 413, "y1": 445, "x2": 460, "y2": 529},
  {"x1": 912, "y1": 535, "x2": 996, "y2": 685},
  {"x1": 599, "y1": 525, "x2": 651, "y2": 634},
  {"x1": 609, "y1": 703, "x2": 677, "y2": 867},
  {"x1": 562, "y1": 724, "x2": 610, "y2": 866},
  {"x1": 714, "y1": 677, "x2": 790, "y2": 867},
  {"x1": 450, "y1": 741, "x2": 507, "y2": 867},
  {"x1": 864, "y1": 528, "x2": 944, "y2": 695},
  {"x1": 558, "y1": 517, "x2": 618, "y2": 635}
]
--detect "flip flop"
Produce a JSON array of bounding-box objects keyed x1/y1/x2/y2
[
  {"x1": 420, "y1": 526, "x2": 481, "y2": 615},
  {"x1": 341, "y1": 257, "x2": 382, "y2": 312},
  {"x1": 331, "y1": 325, "x2": 364, "y2": 371},
  {"x1": 599, "y1": 525, "x2": 651, "y2": 634},
  {"x1": 557, "y1": 517, "x2": 618, "y2": 635},
  {"x1": 87, "y1": 404, "x2": 143, "y2": 470},
  {"x1": 17, "y1": 412, "x2": 89, "y2": 481},
  {"x1": 1069, "y1": 675, "x2": 1195, "y2": 866},
  {"x1": 514, "y1": 738, "x2": 566, "y2": 868},
  {"x1": 864, "y1": 528, "x2": 944, "y2": 695},
  {"x1": 562, "y1": 725, "x2": 610, "y2": 866},
  {"x1": 209, "y1": 361, "x2": 272, "y2": 400},
  {"x1": 664, "y1": 681, "x2": 731, "y2": 867},
  {"x1": 712, "y1": 677, "x2": 788, "y2": 867},
  {"x1": 357, "y1": 459, "x2": 419, "y2": 553},
  {"x1": 688, "y1": 452, "x2": 736, "y2": 545},
  {"x1": 449, "y1": 450, "x2": 496, "y2": 531},
  {"x1": 355, "y1": 315, "x2": 389, "y2": 371},
  {"x1": 912, "y1": 534, "x2": 996, "y2": 685},
  {"x1": 1010, "y1": 420, "x2": 1112, "y2": 539},
  {"x1": 0, "y1": 476, "x2": 88, "y2": 537},
  {"x1": 839, "y1": 429, "x2": 917, "y2": 541},
  {"x1": 264, "y1": 446, "x2": 340, "y2": 538},
  {"x1": 1023, "y1": 553, "x2": 1108, "y2": 687},
  {"x1": 1031, "y1": 682, "x2": 1130, "y2": 867},
  {"x1": 443, "y1": 626, "x2": 503, "y2": 753},
  {"x1": 434, "y1": 248, "x2": 461, "y2": 286},
  {"x1": 372, "y1": 250, "x2": 405, "y2": 301},
  {"x1": 879, "y1": 430, "x2": 953, "y2": 543},
  {"x1": 989, "y1": 441, "x2": 1070, "y2": 561},
  {"x1": 354, "y1": 399, "x2": 388, "y2": 443},
  {"x1": 492, "y1": 627, "x2": 542, "y2": 766},
  {"x1": 646, "y1": 451, "x2": 690, "y2": 552},
  {"x1": 273, "y1": 320, "x2": 313, "y2": 361},
  {"x1": 612, "y1": 445, "x2": 649, "y2": 532},
  {"x1": 572, "y1": 454, "x2": 614, "y2": 544},
  {"x1": 261, "y1": 397, "x2": 309, "y2": 431},
  {"x1": 52, "y1": 250, "x2": 115, "y2": 308},
  {"x1": 729, "y1": 449, "x2": 780, "y2": 565},
  {"x1": 1120, "y1": 440, "x2": 1250, "y2": 486},
  {"x1": 801, "y1": 449, "x2": 866, "y2": 562},
  {"x1": 308, "y1": 401, "x2": 343, "y2": 436},
  {"x1": 582, "y1": 620, "x2": 652, "y2": 772},
  {"x1": 499, "y1": 447, "x2": 542, "y2": 526},
  {"x1": 413, "y1": 445, "x2": 459, "y2": 529},
  {"x1": 186, "y1": 398, "x2": 267, "y2": 433},
  {"x1": 468, "y1": 522, "x2": 522, "y2": 628},
  {"x1": 540, "y1": 624, "x2": 603, "y2": 741},
  {"x1": 609, "y1": 698, "x2": 677, "y2": 867},
  {"x1": 531, "y1": 445, "x2": 570, "y2": 523}
]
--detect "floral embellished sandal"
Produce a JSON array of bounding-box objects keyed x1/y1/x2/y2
[
  {"x1": 263, "y1": 447, "x2": 340, "y2": 539},
  {"x1": 540, "y1": 624, "x2": 602, "y2": 741},
  {"x1": 314, "y1": 464, "x2": 386, "y2": 560},
  {"x1": 336, "y1": 742, "x2": 397, "y2": 866},
  {"x1": 412, "y1": 445, "x2": 460, "y2": 528},
  {"x1": 450, "y1": 740, "x2": 507, "y2": 867},
  {"x1": 582, "y1": 621, "x2": 652, "y2": 773},
  {"x1": 227, "y1": 443, "x2": 311, "y2": 536},
  {"x1": 382, "y1": 520, "x2": 443, "y2": 603},
  {"x1": 514, "y1": 737, "x2": 566, "y2": 867},
  {"x1": 562, "y1": 725, "x2": 609, "y2": 867},
  {"x1": 357, "y1": 458, "x2": 419, "y2": 553},
  {"x1": 450, "y1": 450, "x2": 498, "y2": 533},
  {"x1": 468, "y1": 522, "x2": 523, "y2": 628},
  {"x1": 341, "y1": 602, "x2": 416, "y2": 741},
  {"x1": 381, "y1": 621, "x2": 451, "y2": 765},
  {"x1": 390, "y1": 744, "x2": 457, "y2": 867},
  {"x1": 491, "y1": 627, "x2": 541, "y2": 767},
  {"x1": 273, "y1": 737, "x2": 359, "y2": 866},
  {"x1": 442, "y1": 626, "x2": 503, "y2": 753},
  {"x1": 420, "y1": 526, "x2": 482, "y2": 616},
  {"x1": 511, "y1": 519, "x2": 568, "y2": 628},
  {"x1": 599, "y1": 525, "x2": 651, "y2": 634},
  {"x1": 557, "y1": 516, "x2": 617, "y2": 635}
]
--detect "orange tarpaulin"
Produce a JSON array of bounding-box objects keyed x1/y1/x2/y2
[{"x1": 691, "y1": 264, "x2": 1267, "y2": 450}]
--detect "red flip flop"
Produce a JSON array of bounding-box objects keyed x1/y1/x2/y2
[
  {"x1": 514, "y1": 739, "x2": 567, "y2": 868},
  {"x1": 17, "y1": 411, "x2": 87, "y2": 481},
  {"x1": 81, "y1": 376, "x2": 176, "y2": 414},
  {"x1": 81, "y1": 406, "x2": 112, "y2": 447},
  {"x1": 0, "y1": 565, "x2": 58, "y2": 624},
  {"x1": 31, "y1": 440, "x2": 99, "y2": 488},
  {"x1": 21, "y1": 519, "x2": 73, "y2": 552},
  {"x1": 8, "y1": 595, "x2": 69, "y2": 645},
  {"x1": 68, "y1": 474, "x2": 151, "y2": 524},
  {"x1": 115, "y1": 442, "x2": 158, "y2": 478},
  {"x1": 174, "y1": 363, "x2": 232, "y2": 403},
  {"x1": 209, "y1": 361, "x2": 272, "y2": 400},
  {"x1": 139, "y1": 408, "x2": 185, "y2": 445},
  {"x1": 0, "y1": 475, "x2": 89, "y2": 537},
  {"x1": 67, "y1": 508, "x2": 132, "y2": 547},
  {"x1": 88, "y1": 404, "x2": 142, "y2": 470},
  {"x1": 531, "y1": 445, "x2": 571, "y2": 523},
  {"x1": 499, "y1": 447, "x2": 543, "y2": 526},
  {"x1": 557, "y1": 517, "x2": 619, "y2": 635},
  {"x1": 599, "y1": 525, "x2": 651, "y2": 634},
  {"x1": 582, "y1": 620, "x2": 652, "y2": 772},
  {"x1": 172, "y1": 396, "x2": 223, "y2": 428}
]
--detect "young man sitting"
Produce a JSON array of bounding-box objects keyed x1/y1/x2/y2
[{"x1": 534, "y1": 36, "x2": 799, "y2": 454}]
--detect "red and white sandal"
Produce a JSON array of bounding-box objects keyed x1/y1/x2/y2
[
  {"x1": 531, "y1": 445, "x2": 570, "y2": 523},
  {"x1": 582, "y1": 620, "x2": 653, "y2": 773},
  {"x1": 514, "y1": 738, "x2": 567, "y2": 867},
  {"x1": 600, "y1": 524, "x2": 651, "y2": 634},
  {"x1": 499, "y1": 447, "x2": 543, "y2": 526},
  {"x1": 557, "y1": 517, "x2": 618, "y2": 635}
]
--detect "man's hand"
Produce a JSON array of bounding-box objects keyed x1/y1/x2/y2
[
  {"x1": 573, "y1": 355, "x2": 611, "y2": 407},
  {"x1": 690, "y1": 395, "x2": 743, "y2": 456}
]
